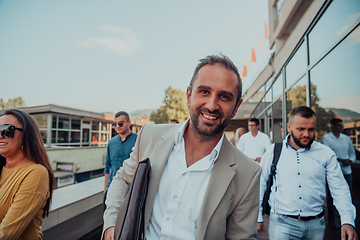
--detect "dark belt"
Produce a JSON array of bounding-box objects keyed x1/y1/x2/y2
[{"x1": 285, "y1": 211, "x2": 324, "y2": 221}]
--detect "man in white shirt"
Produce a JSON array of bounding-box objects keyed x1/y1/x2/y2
[
  {"x1": 322, "y1": 117, "x2": 356, "y2": 228},
  {"x1": 102, "y1": 54, "x2": 261, "y2": 240},
  {"x1": 257, "y1": 106, "x2": 357, "y2": 240},
  {"x1": 236, "y1": 118, "x2": 271, "y2": 162}
]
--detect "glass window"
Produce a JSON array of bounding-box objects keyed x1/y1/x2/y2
[
  {"x1": 91, "y1": 132, "x2": 99, "y2": 143},
  {"x1": 58, "y1": 131, "x2": 69, "y2": 143},
  {"x1": 285, "y1": 42, "x2": 307, "y2": 88},
  {"x1": 52, "y1": 116, "x2": 57, "y2": 128},
  {"x1": 248, "y1": 89, "x2": 265, "y2": 103},
  {"x1": 52, "y1": 131, "x2": 56, "y2": 143},
  {"x1": 310, "y1": 25, "x2": 360, "y2": 142},
  {"x1": 82, "y1": 128, "x2": 90, "y2": 143},
  {"x1": 71, "y1": 119, "x2": 81, "y2": 130},
  {"x1": 286, "y1": 75, "x2": 308, "y2": 111},
  {"x1": 272, "y1": 73, "x2": 283, "y2": 101},
  {"x1": 272, "y1": 98, "x2": 283, "y2": 142},
  {"x1": 40, "y1": 130, "x2": 47, "y2": 144},
  {"x1": 32, "y1": 114, "x2": 48, "y2": 129},
  {"x1": 308, "y1": 0, "x2": 360, "y2": 65},
  {"x1": 101, "y1": 133, "x2": 107, "y2": 142},
  {"x1": 102, "y1": 123, "x2": 108, "y2": 131},
  {"x1": 83, "y1": 121, "x2": 90, "y2": 124},
  {"x1": 259, "y1": 113, "x2": 265, "y2": 133},
  {"x1": 92, "y1": 121, "x2": 99, "y2": 131},
  {"x1": 71, "y1": 132, "x2": 80, "y2": 143},
  {"x1": 59, "y1": 117, "x2": 70, "y2": 129},
  {"x1": 264, "y1": 88, "x2": 272, "y2": 106}
]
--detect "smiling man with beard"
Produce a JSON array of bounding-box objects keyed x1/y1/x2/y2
[
  {"x1": 257, "y1": 106, "x2": 357, "y2": 240},
  {"x1": 102, "y1": 54, "x2": 262, "y2": 240}
]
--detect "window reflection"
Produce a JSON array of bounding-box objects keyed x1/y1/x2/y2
[
  {"x1": 272, "y1": 73, "x2": 283, "y2": 101},
  {"x1": 91, "y1": 132, "x2": 99, "y2": 143},
  {"x1": 58, "y1": 131, "x2": 69, "y2": 143},
  {"x1": 272, "y1": 98, "x2": 283, "y2": 142},
  {"x1": 308, "y1": 0, "x2": 360, "y2": 65},
  {"x1": 52, "y1": 116, "x2": 57, "y2": 128},
  {"x1": 40, "y1": 130, "x2": 47, "y2": 144},
  {"x1": 286, "y1": 75, "x2": 308, "y2": 110},
  {"x1": 310, "y1": 25, "x2": 360, "y2": 141},
  {"x1": 71, "y1": 119, "x2": 81, "y2": 130},
  {"x1": 33, "y1": 114, "x2": 48, "y2": 128},
  {"x1": 92, "y1": 121, "x2": 99, "y2": 131},
  {"x1": 71, "y1": 132, "x2": 80, "y2": 143},
  {"x1": 285, "y1": 42, "x2": 307, "y2": 88},
  {"x1": 59, "y1": 117, "x2": 70, "y2": 129}
]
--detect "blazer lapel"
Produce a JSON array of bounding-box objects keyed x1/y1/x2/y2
[
  {"x1": 196, "y1": 140, "x2": 236, "y2": 240},
  {"x1": 144, "y1": 126, "x2": 178, "y2": 230}
]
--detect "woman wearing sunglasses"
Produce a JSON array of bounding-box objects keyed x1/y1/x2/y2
[{"x1": 0, "y1": 109, "x2": 55, "y2": 239}]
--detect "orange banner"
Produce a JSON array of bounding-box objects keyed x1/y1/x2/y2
[{"x1": 265, "y1": 21, "x2": 269, "y2": 40}]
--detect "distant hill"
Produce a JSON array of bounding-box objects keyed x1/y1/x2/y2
[
  {"x1": 130, "y1": 109, "x2": 154, "y2": 119},
  {"x1": 329, "y1": 108, "x2": 360, "y2": 118}
]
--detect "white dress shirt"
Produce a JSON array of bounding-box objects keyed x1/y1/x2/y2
[
  {"x1": 321, "y1": 132, "x2": 356, "y2": 175},
  {"x1": 258, "y1": 135, "x2": 356, "y2": 227},
  {"x1": 146, "y1": 120, "x2": 224, "y2": 240},
  {"x1": 236, "y1": 131, "x2": 271, "y2": 160}
]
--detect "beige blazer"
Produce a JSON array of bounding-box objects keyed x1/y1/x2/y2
[{"x1": 103, "y1": 123, "x2": 261, "y2": 240}]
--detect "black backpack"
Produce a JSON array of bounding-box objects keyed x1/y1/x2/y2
[{"x1": 262, "y1": 142, "x2": 282, "y2": 215}]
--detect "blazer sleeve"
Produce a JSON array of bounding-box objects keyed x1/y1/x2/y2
[
  {"x1": 102, "y1": 125, "x2": 147, "y2": 238},
  {"x1": 226, "y1": 166, "x2": 262, "y2": 240}
]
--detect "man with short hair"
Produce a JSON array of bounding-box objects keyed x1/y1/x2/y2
[
  {"x1": 322, "y1": 117, "x2": 356, "y2": 228},
  {"x1": 103, "y1": 54, "x2": 261, "y2": 240},
  {"x1": 103, "y1": 111, "x2": 137, "y2": 210},
  {"x1": 257, "y1": 106, "x2": 357, "y2": 240},
  {"x1": 236, "y1": 118, "x2": 271, "y2": 162}
]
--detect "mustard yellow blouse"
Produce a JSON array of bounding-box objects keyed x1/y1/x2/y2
[{"x1": 0, "y1": 162, "x2": 50, "y2": 240}]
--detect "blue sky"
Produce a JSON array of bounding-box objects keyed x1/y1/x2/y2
[{"x1": 0, "y1": 0, "x2": 269, "y2": 114}]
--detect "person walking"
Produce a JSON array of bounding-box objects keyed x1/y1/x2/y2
[
  {"x1": 103, "y1": 111, "x2": 137, "y2": 210},
  {"x1": 257, "y1": 106, "x2": 357, "y2": 240},
  {"x1": 103, "y1": 54, "x2": 261, "y2": 240},
  {"x1": 322, "y1": 117, "x2": 356, "y2": 228},
  {"x1": 237, "y1": 118, "x2": 271, "y2": 162}
]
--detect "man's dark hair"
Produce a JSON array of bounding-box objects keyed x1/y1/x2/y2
[
  {"x1": 330, "y1": 117, "x2": 342, "y2": 127},
  {"x1": 249, "y1": 118, "x2": 259, "y2": 126},
  {"x1": 289, "y1": 106, "x2": 316, "y2": 124},
  {"x1": 189, "y1": 54, "x2": 242, "y2": 104},
  {"x1": 115, "y1": 111, "x2": 130, "y2": 121}
]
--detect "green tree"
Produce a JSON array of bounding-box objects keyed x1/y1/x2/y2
[
  {"x1": 150, "y1": 87, "x2": 189, "y2": 124},
  {"x1": 0, "y1": 97, "x2": 26, "y2": 110}
]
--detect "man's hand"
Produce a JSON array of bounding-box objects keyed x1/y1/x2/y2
[
  {"x1": 104, "y1": 226, "x2": 115, "y2": 240},
  {"x1": 257, "y1": 222, "x2": 265, "y2": 232},
  {"x1": 338, "y1": 158, "x2": 353, "y2": 166},
  {"x1": 254, "y1": 157, "x2": 261, "y2": 163},
  {"x1": 341, "y1": 224, "x2": 358, "y2": 240}
]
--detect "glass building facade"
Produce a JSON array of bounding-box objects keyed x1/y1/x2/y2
[{"x1": 249, "y1": 0, "x2": 360, "y2": 144}]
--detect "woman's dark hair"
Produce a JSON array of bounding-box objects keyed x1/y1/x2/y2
[{"x1": 0, "y1": 109, "x2": 55, "y2": 218}]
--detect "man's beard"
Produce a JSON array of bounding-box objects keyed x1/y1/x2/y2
[
  {"x1": 190, "y1": 108, "x2": 232, "y2": 141},
  {"x1": 291, "y1": 131, "x2": 314, "y2": 149}
]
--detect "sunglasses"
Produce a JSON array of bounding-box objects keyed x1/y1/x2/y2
[
  {"x1": 112, "y1": 122, "x2": 124, "y2": 128},
  {"x1": 0, "y1": 125, "x2": 23, "y2": 138}
]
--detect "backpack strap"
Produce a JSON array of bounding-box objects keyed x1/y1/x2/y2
[
  {"x1": 262, "y1": 142, "x2": 283, "y2": 215},
  {"x1": 271, "y1": 142, "x2": 283, "y2": 174}
]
